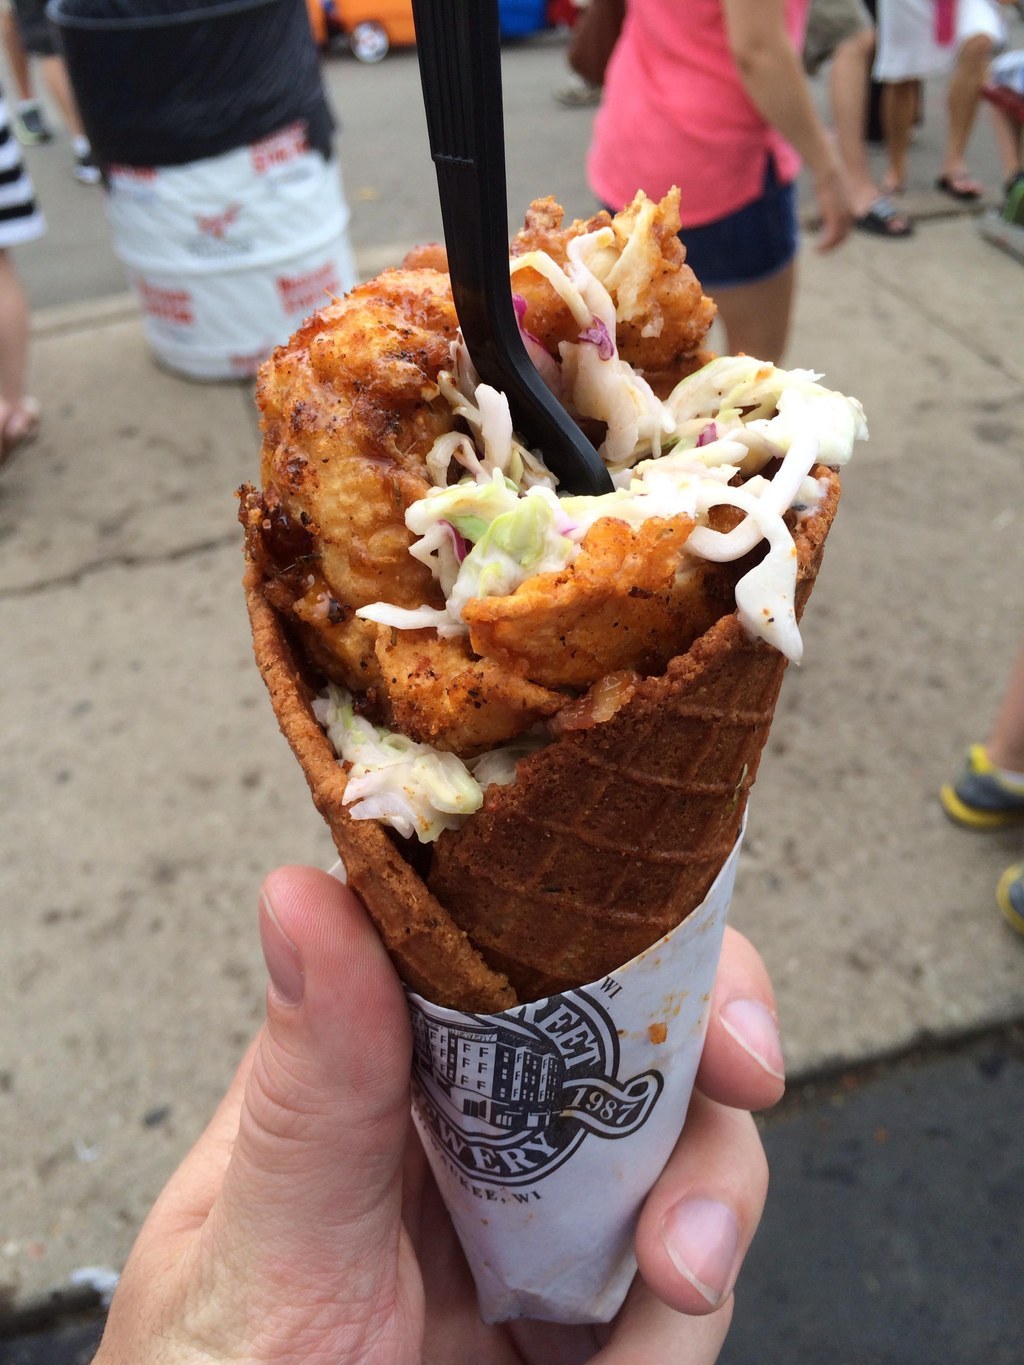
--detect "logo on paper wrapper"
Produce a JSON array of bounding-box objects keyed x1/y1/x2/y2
[
  {"x1": 229, "y1": 348, "x2": 276, "y2": 377},
  {"x1": 108, "y1": 165, "x2": 157, "y2": 183},
  {"x1": 411, "y1": 992, "x2": 664, "y2": 1187}
]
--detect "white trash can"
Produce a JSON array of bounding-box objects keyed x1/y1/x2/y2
[
  {"x1": 105, "y1": 123, "x2": 357, "y2": 380},
  {"x1": 49, "y1": 0, "x2": 353, "y2": 379}
]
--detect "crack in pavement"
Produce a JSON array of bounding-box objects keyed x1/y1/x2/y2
[{"x1": 0, "y1": 532, "x2": 241, "y2": 600}]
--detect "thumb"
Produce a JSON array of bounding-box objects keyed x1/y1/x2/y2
[{"x1": 209, "y1": 865, "x2": 414, "y2": 1299}]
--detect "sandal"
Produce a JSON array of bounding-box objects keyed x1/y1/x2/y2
[
  {"x1": 0, "y1": 398, "x2": 40, "y2": 469},
  {"x1": 854, "y1": 196, "x2": 914, "y2": 238},
  {"x1": 935, "y1": 172, "x2": 983, "y2": 201}
]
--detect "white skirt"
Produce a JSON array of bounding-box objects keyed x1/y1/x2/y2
[{"x1": 873, "y1": 0, "x2": 1007, "y2": 82}]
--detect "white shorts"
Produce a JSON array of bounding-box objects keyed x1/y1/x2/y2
[{"x1": 873, "y1": 0, "x2": 1006, "y2": 82}]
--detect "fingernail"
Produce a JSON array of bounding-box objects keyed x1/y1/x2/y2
[
  {"x1": 661, "y1": 1198, "x2": 740, "y2": 1307},
  {"x1": 719, "y1": 998, "x2": 785, "y2": 1080},
  {"x1": 259, "y1": 892, "x2": 304, "y2": 1007}
]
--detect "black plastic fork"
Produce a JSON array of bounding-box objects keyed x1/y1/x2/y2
[{"x1": 410, "y1": 0, "x2": 613, "y2": 496}]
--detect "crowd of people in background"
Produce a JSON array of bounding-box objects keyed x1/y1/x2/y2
[
  {"x1": 559, "y1": 0, "x2": 1023, "y2": 236},
  {"x1": 803, "y1": 0, "x2": 1023, "y2": 233}
]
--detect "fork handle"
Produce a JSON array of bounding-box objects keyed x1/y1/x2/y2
[
  {"x1": 412, "y1": 0, "x2": 613, "y2": 496},
  {"x1": 411, "y1": 0, "x2": 513, "y2": 351}
]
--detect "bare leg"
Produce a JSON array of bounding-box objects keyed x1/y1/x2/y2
[
  {"x1": 0, "y1": 249, "x2": 30, "y2": 408},
  {"x1": 829, "y1": 27, "x2": 879, "y2": 215},
  {"x1": 711, "y1": 262, "x2": 796, "y2": 364},
  {"x1": 986, "y1": 643, "x2": 1024, "y2": 774},
  {"x1": 880, "y1": 80, "x2": 917, "y2": 192},
  {"x1": 0, "y1": 248, "x2": 38, "y2": 455},
  {"x1": 39, "y1": 53, "x2": 87, "y2": 140},
  {"x1": 942, "y1": 33, "x2": 993, "y2": 183},
  {"x1": 987, "y1": 105, "x2": 1023, "y2": 184},
  {"x1": 829, "y1": 27, "x2": 912, "y2": 233},
  {"x1": 1, "y1": 11, "x2": 33, "y2": 104}
]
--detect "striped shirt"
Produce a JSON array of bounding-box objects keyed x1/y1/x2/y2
[{"x1": 0, "y1": 87, "x2": 46, "y2": 247}]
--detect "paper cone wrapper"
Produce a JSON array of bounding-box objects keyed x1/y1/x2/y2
[{"x1": 399, "y1": 825, "x2": 743, "y2": 1325}]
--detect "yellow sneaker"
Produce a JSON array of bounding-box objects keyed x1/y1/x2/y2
[
  {"x1": 939, "y1": 746, "x2": 1024, "y2": 829},
  {"x1": 996, "y1": 863, "x2": 1024, "y2": 937}
]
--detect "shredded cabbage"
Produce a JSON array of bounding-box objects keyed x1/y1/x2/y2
[
  {"x1": 433, "y1": 363, "x2": 556, "y2": 491},
  {"x1": 314, "y1": 684, "x2": 544, "y2": 841},
  {"x1": 468, "y1": 731, "x2": 548, "y2": 788},
  {"x1": 314, "y1": 684, "x2": 482, "y2": 841},
  {"x1": 509, "y1": 250, "x2": 592, "y2": 327},
  {"x1": 358, "y1": 472, "x2": 578, "y2": 635},
  {"x1": 664, "y1": 355, "x2": 868, "y2": 474}
]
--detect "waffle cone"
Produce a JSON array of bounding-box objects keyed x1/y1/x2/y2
[
  {"x1": 244, "y1": 573, "x2": 517, "y2": 1012},
  {"x1": 244, "y1": 468, "x2": 839, "y2": 1009},
  {"x1": 428, "y1": 466, "x2": 840, "y2": 998}
]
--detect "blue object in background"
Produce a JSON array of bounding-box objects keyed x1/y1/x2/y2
[{"x1": 498, "y1": 0, "x2": 548, "y2": 38}]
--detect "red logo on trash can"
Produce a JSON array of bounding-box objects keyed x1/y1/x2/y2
[
  {"x1": 196, "y1": 204, "x2": 241, "y2": 240},
  {"x1": 229, "y1": 348, "x2": 274, "y2": 376},
  {"x1": 135, "y1": 279, "x2": 194, "y2": 326},
  {"x1": 276, "y1": 262, "x2": 340, "y2": 315},
  {"x1": 107, "y1": 165, "x2": 157, "y2": 184},
  {"x1": 251, "y1": 121, "x2": 308, "y2": 175}
]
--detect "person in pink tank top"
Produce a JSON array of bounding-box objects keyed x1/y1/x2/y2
[{"x1": 588, "y1": 0, "x2": 852, "y2": 361}]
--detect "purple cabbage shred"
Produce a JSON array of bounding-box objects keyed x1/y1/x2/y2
[{"x1": 578, "y1": 318, "x2": 615, "y2": 360}]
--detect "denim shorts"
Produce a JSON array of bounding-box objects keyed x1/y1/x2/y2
[{"x1": 672, "y1": 157, "x2": 799, "y2": 291}]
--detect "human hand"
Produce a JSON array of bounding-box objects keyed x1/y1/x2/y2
[
  {"x1": 96, "y1": 866, "x2": 785, "y2": 1365},
  {"x1": 813, "y1": 163, "x2": 854, "y2": 252}
]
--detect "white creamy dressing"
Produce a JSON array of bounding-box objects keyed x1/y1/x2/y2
[{"x1": 356, "y1": 229, "x2": 865, "y2": 662}]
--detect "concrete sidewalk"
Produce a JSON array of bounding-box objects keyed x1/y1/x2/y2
[{"x1": 2, "y1": 49, "x2": 1024, "y2": 1315}]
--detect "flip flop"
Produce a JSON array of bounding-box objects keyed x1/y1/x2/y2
[
  {"x1": 0, "y1": 398, "x2": 40, "y2": 470},
  {"x1": 936, "y1": 173, "x2": 983, "y2": 201},
  {"x1": 854, "y1": 197, "x2": 914, "y2": 238}
]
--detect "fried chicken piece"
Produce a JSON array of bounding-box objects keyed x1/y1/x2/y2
[
  {"x1": 373, "y1": 628, "x2": 567, "y2": 755},
  {"x1": 402, "y1": 242, "x2": 449, "y2": 272},
  {"x1": 243, "y1": 198, "x2": 724, "y2": 752},
  {"x1": 509, "y1": 191, "x2": 717, "y2": 391},
  {"x1": 461, "y1": 515, "x2": 739, "y2": 690},
  {"x1": 247, "y1": 268, "x2": 460, "y2": 690}
]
